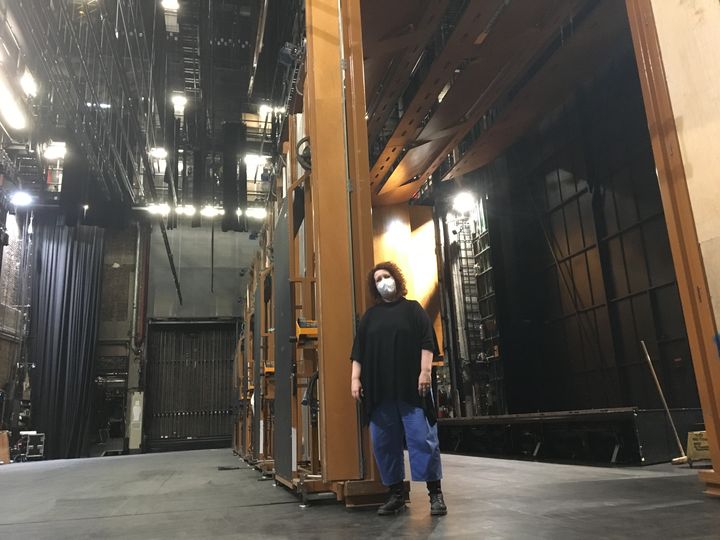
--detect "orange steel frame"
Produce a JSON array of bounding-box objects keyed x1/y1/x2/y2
[
  {"x1": 283, "y1": 117, "x2": 322, "y2": 489},
  {"x1": 262, "y1": 0, "x2": 386, "y2": 504},
  {"x1": 304, "y1": 0, "x2": 361, "y2": 481},
  {"x1": 245, "y1": 0, "x2": 382, "y2": 503},
  {"x1": 258, "y1": 265, "x2": 275, "y2": 468},
  {"x1": 241, "y1": 261, "x2": 257, "y2": 460},
  {"x1": 626, "y1": 0, "x2": 720, "y2": 497}
]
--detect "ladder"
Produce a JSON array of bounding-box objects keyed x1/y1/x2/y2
[{"x1": 456, "y1": 221, "x2": 483, "y2": 364}]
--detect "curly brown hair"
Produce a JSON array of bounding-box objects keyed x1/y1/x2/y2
[{"x1": 367, "y1": 261, "x2": 408, "y2": 303}]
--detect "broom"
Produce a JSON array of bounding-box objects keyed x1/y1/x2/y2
[{"x1": 640, "y1": 340, "x2": 688, "y2": 465}]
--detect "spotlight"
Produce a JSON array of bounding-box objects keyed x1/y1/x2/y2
[
  {"x1": 258, "y1": 104, "x2": 286, "y2": 117},
  {"x1": 236, "y1": 208, "x2": 243, "y2": 217},
  {"x1": 200, "y1": 205, "x2": 220, "y2": 218},
  {"x1": 161, "y1": 0, "x2": 179, "y2": 10},
  {"x1": 20, "y1": 70, "x2": 38, "y2": 98},
  {"x1": 146, "y1": 203, "x2": 170, "y2": 216},
  {"x1": 171, "y1": 93, "x2": 187, "y2": 115},
  {"x1": 387, "y1": 219, "x2": 406, "y2": 242},
  {"x1": 246, "y1": 207, "x2": 267, "y2": 220},
  {"x1": 43, "y1": 141, "x2": 67, "y2": 161},
  {"x1": 175, "y1": 205, "x2": 196, "y2": 216},
  {"x1": 453, "y1": 191, "x2": 475, "y2": 215},
  {"x1": 244, "y1": 154, "x2": 267, "y2": 169},
  {"x1": 10, "y1": 191, "x2": 32, "y2": 207},
  {"x1": 149, "y1": 147, "x2": 168, "y2": 159}
]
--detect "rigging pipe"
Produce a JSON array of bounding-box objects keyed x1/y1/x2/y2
[
  {"x1": 131, "y1": 222, "x2": 151, "y2": 353},
  {"x1": 160, "y1": 218, "x2": 183, "y2": 305},
  {"x1": 131, "y1": 222, "x2": 142, "y2": 355},
  {"x1": 247, "y1": 0, "x2": 270, "y2": 97}
]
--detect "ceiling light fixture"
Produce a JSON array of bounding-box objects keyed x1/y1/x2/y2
[
  {"x1": 10, "y1": 191, "x2": 32, "y2": 207},
  {"x1": 452, "y1": 192, "x2": 475, "y2": 215},
  {"x1": 171, "y1": 93, "x2": 187, "y2": 115},
  {"x1": 149, "y1": 147, "x2": 168, "y2": 159},
  {"x1": 258, "y1": 104, "x2": 286, "y2": 117},
  {"x1": 20, "y1": 70, "x2": 38, "y2": 98},
  {"x1": 244, "y1": 154, "x2": 267, "y2": 170},
  {"x1": 175, "y1": 205, "x2": 196, "y2": 216},
  {"x1": 43, "y1": 141, "x2": 67, "y2": 161},
  {"x1": 146, "y1": 203, "x2": 170, "y2": 216},
  {"x1": 200, "y1": 205, "x2": 220, "y2": 218},
  {"x1": 245, "y1": 207, "x2": 267, "y2": 220}
]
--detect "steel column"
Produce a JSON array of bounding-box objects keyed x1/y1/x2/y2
[
  {"x1": 304, "y1": 0, "x2": 361, "y2": 481},
  {"x1": 339, "y1": 0, "x2": 381, "y2": 487}
]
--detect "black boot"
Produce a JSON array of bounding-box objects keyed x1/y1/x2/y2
[
  {"x1": 427, "y1": 480, "x2": 447, "y2": 516},
  {"x1": 377, "y1": 482, "x2": 405, "y2": 516}
]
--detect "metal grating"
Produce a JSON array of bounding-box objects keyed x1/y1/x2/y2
[{"x1": 144, "y1": 321, "x2": 236, "y2": 450}]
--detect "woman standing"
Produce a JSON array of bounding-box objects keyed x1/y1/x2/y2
[{"x1": 350, "y1": 261, "x2": 447, "y2": 516}]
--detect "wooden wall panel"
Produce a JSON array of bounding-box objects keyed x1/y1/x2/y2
[{"x1": 649, "y1": 0, "x2": 720, "y2": 332}]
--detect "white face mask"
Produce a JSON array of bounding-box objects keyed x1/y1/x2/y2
[{"x1": 376, "y1": 276, "x2": 397, "y2": 299}]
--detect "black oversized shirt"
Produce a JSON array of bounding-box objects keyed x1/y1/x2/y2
[{"x1": 350, "y1": 297, "x2": 436, "y2": 417}]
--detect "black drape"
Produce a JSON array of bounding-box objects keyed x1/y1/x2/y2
[{"x1": 29, "y1": 218, "x2": 105, "y2": 459}]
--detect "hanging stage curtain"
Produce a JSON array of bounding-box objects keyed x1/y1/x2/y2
[{"x1": 29, "y1": 218, "x2": 104, "y2": 459}]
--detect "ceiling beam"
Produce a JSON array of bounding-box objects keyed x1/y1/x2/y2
[
  {"x1": 372, "y1": 0, "x2": 591, "y2": 206},
  {"x1": 443, "y1": 0, "x2": 629, "y2": 181},
  {"x1": 364, "y1": 0, "x2": 449, "y2": 143},
  {"x1": 369, "y1": 1, "x2": 505, "y2": 197}
]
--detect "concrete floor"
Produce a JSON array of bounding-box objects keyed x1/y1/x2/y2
[{"x1": 0, "y1": 449, "x2": 718, "y2": 539}]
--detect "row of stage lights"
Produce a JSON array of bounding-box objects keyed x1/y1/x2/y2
[
  {"x1": 144, "y1": 203, "x2": 267, "y2": 220},
  {"x1": 6, "y1": 192, "x2": 267, "y2": 222}
]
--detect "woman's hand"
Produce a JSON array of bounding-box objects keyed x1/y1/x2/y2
[
  {"x1": 351, "y1": 377, "x2": 363, "y2": 401},
  {"x1": 418, "y1": 370, "x2": 432, "y2": 396}
]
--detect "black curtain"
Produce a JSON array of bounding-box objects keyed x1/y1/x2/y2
[{"x1": 29, "y1": 217, "x2": 105, "y2": 459}]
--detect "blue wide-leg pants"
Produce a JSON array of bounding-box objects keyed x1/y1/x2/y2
[{"x1": 369, "y1": 400, "x2": 442, "y2": 486}]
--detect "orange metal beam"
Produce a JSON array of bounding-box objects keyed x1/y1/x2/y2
[
  {"x1": 443, "y1": 0, "x2": 628, "y2": 181},
  {"x1": 370, "y1": 1, "x2": 503, "y2": 194},
  {"x1": 341, "y1": 0, "x2": 383, "y2": 489},
  {"x1": 373, "y1": 0, "x2": 588, "y2": 206},
  {"x1": 304, "y1": 0, "x2": 361, "y2": 482},
  {"x1": 365, "y1": 0, "x2": 449, "y2": 143}
]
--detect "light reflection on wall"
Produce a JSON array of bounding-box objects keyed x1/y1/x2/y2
[{"x1": 373, "y1": 204, "x2": 443, "y2": 350}]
